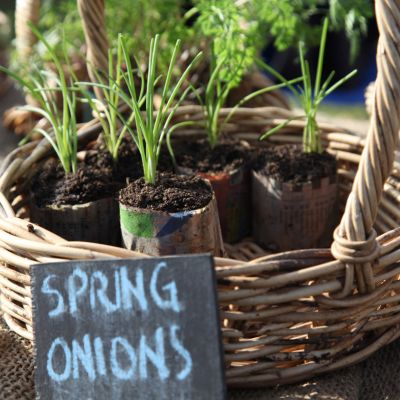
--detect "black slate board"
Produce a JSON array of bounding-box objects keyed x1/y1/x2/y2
[{"x1": 31, "y1": 254, "x2": 226, "y2": 400}]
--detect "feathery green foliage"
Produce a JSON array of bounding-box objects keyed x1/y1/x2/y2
[
  {"x1": 251, "y1": 0, "x2": 373, "y2": 61},
  {"x1": 191, "y1": 0, "x2": 303, "y2": 148},
  {"x1": 192, "y1": 0, "x2": 258, "y2": 148},
  {"x1": 195, "y1": 0, "x2": 256, "y2": 86}
]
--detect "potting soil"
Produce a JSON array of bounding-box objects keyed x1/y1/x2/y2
[
  {"x1": 32, "y1": 139, "x2": 175, "y2": 208},
  {"x1": 174, "y1": 138, "x2": 249, "y2": 173},
  {"x1": 119, "y1": 172, "x2": 213, "y2": 213},
  {"x1": 253, "y1": 145, "x2": 337, "y2": 186},
  {"x1": 85, "y1": 137, "x2": 174, "y2": 183},
  {"x1": 31, "y1": 158, "x2": 117, "y2": 207}
]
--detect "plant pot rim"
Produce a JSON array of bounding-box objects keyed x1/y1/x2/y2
[
  {"x1": 251, "y1": 167, "x2": 338, "y2": 190},
  {"x1": 119, "y1": 174, "x2": 216, "y2": 216},
  {"x1": 119, "y1": 191, "x2": 218, "y2": 218},
  {"x1": 31, "y1": 196, "x2": 116, "y2": 212},
  {"x1": 177, "y1": 163, "x2": 245, "y2": 179},
  {"x1": 174, "y1": 135, "x2": 249, "y2": 177}
]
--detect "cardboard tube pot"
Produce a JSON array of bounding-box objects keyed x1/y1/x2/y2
[
  {"x1": 177, "y1": 165, "x2": 251, "y2": 244},
  {"x1": 30, "y1": 197, "x2": 121, "y2": 245},
  {"x1": 252, "y1": 170, "x2": 338, "y2": 251},
  {"x1": 119, "y1": 194, "x2": 224, "y2": 257}
]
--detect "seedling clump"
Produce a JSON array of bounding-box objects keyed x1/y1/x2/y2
[
  {"x1": 1, "y1": 26, "x2": 78, "y2": 174},
  {"x1": 116, "y1": 34, "x2": 202, "y2": 185},
  {"x1": 260, "y1": 18, "x2": 357, "y2": 154}
]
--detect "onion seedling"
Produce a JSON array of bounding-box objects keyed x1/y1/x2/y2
[
  {"x1": 259, "y1": 18, "x2": 357, "y2": 153},
  {"x1": 192, "y1": 65, "x2": 303, "y2": 149},
  {"x1": 77, "y1": 45, "x2": 126, "y2": 162},
  {"x1": 116, "y1": 34, "x2": 202, "y2": 185},
  {"x1": 0, "y1": 25, "x2": 78, "y2": 174}
]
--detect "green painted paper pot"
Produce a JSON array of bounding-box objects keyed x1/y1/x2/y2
[{"x1": 119, "y1": 195, "x2": 224, "y2": 256}]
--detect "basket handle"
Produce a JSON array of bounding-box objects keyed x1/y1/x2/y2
[
  {"x1": 15, "y1": 0, "x2": 40, "y2": 61},
  {"x1": 77, "y1": 0, "x2": 108, "y2": 99},
  {"x1": 15, "y1": 0, "x2": 108, "y2": 100},
  {"x1": 331, "y1": 0, "x2": 400, "y2": 295}
]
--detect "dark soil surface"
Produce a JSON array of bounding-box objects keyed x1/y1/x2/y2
[
  {"x1": 253, "y1": 145, "x2": 337, "y2": 185},
  {"x1": 174, "y1": 138, "x2": 249, "y2": 173},
  {"x1": 31, "y1": 158, "x2": 118, "y2": 207},
  {"x1": 85, "y1": 136, "x2": 174, "y2": 183},
  {"x1": 119, "y1": 173, "x2": 212, "y2": 213},
  {"x1": 31, "y1": 137, "x2": 175, "y2": 208},
  {"x1": 84, "y1": 138, "x2": 142, "y2": 183}
]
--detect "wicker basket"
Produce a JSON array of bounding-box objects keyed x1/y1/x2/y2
[{"x1": 2, "y1": 0, "x2": 400, "y2": 389}]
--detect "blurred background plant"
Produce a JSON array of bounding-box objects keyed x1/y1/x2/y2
[
  {"x1": 6, "y1": 0, "x2": 196, "y2": 77},
  {"x1": 251, "y1": 0, "x2": 373, "y2": 62},
  {"x1": 0, "y1": 0, "x2": 376, "y2": 121}
]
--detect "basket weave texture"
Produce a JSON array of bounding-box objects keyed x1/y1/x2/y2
[
  {"x1": 2, "y1": 318, "x2": 400, "y2": 400},
  {"x1": 2, "y1": 0, "x2": 400, "y2": 389},
  {"x1": 0, "y1": 320, "x2": 34, "y2": 400}
]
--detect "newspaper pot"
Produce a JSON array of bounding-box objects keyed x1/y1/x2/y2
[
  {"x1": 251, "y1": 170, "x2": 338, "y2": 251},
  {"x1": 29, "y1": 197, "x2": 121, "y2": 245},
  {"x1": 177, "y1": 165, "x2": 251, "y2": 243},
  {"x1": 119, "y1": 194, "x2": 224, "y2": 257}
]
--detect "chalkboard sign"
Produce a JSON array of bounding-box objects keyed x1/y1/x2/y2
[{"x1": 31, "y1": 255, "x2": 226, "y2": 400}]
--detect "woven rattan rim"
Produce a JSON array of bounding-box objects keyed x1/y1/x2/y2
[{"x1": 3, "y1": 0, "x2": 400, "y2": 388}]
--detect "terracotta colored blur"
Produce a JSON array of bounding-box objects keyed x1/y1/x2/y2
[{"x1": 178, "y1": 165, "x2": 251, "y2": 244}]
